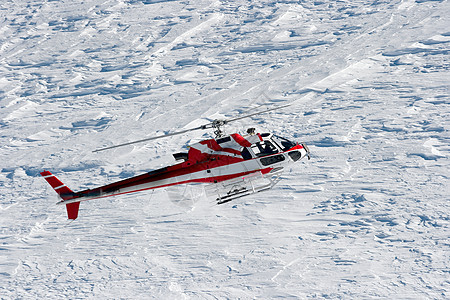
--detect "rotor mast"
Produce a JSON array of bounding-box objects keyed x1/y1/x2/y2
[{"x1": 211, "y1": 119, "x2": 227, "y2": 138}]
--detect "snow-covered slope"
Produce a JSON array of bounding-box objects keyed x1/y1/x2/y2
[{"x1": 1, "y1": 0, "x2": 449, "y2": 298}]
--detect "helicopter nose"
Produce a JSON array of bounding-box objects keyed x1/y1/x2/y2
[
  {"x1": 288, "y1": 143, "x2": 310, "y2": 162},
  {"x1": 301, "y1": 143, "x2": 311, "y2": 160}
]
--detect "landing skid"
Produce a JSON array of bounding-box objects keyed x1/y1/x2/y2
[
  {"x1": 166, "y1": 169, "x2": 284, "y2": 207},
  {"x1": 206, "y1": 169, "x2": 283, "y2": 205}
]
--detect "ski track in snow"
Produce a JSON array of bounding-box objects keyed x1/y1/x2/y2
[{"x1": 1, "y1": 0, "x2": 449, "y2": 298}]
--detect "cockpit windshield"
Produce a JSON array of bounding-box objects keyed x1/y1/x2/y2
[
  {"x1": 272, "y1": 135, "x2": 296, "y2": 151},
  {"x1": 251, "y1": 140, "x2": 279, "y2": 157}
]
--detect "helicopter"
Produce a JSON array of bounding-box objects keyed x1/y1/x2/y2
[{"x1": 41, "y1": 104, "x2": 310, "y2": 220}]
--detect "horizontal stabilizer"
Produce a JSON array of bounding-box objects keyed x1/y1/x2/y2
[
  {"x1": 40, "y1": 170, "x2": 75, "y2": 200},
  {"x1": 41, "y1": 170, "x2": 80, "y2": 220}
]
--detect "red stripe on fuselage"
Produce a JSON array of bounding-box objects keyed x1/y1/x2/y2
[
  {"x1": 74, "y1": 154, "x2": 247, "y2": 199},
  {"x1": 290, "y1": 144, "x2": 303, "y2": 151},
  {"x1": 70, "y1": 167, "x2": 273, "y2": 203},
  {"x1": 200, "y1": 139, "x2": 221, "y2": 151},
  {"x1": 231, "y1": 133, "x2": 252, "y2": 147},
  {"x1": 200, "y1": 139, "x2": 243, "y2": 156}
]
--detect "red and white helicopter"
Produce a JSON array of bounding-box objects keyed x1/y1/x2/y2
[{"x1": 41, "y1": 105, "x2": 310, "y2": 220}]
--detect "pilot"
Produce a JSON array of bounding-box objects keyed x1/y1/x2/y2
[
  {"x1": 257, "y1": 141, "x2": 276, "y2": 156},
  {"x1": 263, "y1": 141, "x2": 275, "y2": 154}
]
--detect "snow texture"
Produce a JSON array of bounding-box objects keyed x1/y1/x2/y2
[{"x1": 1, "y1": 0, "x2": 449, "y2": 298}]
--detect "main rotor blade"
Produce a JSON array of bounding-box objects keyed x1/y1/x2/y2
[
  {"x1": 93, "y1": 102, "x2": 291, "y2": 152},
  {"x1": 93, "y1": 125, "x2": 206, "y2": 153}
]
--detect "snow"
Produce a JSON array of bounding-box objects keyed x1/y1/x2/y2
[{"x1": 1, "y1": 0, "x2": 449, "y2": 298}]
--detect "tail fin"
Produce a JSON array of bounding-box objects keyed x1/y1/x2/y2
[{"x1": 40, "y1": 170, "x2": 80, "y2": 220}]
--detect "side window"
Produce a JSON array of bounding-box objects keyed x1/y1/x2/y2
[
  {"x1": 288, "y1": 150, "x2": 302, "y2": 162},
  {"x1": 241, "y1": 148, "x2": 252, "y2": 160},
  {"x1": 251, "y1": 141, "x2": 279, "y2": 157},
  {"x1": 260, "y1": 154, "x2": 285, "y2": 166}
]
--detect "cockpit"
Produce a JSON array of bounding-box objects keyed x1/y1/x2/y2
[
  {"x1": 175, "y1": 131, "x2": 307, "y2": 164},
  {"x1": 271, "y1": 135, "x2": 297, "y2": 151},
  {"x1": 241, "y1": 133, "x2": 298, "y2": 160}
]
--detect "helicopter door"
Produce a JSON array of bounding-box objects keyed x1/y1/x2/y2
[
  {"x1": 247, "y1": 140, "x2": 288, "y2": 168},
  {"x1": 207, "y1": 150, "x2": 251, "y2": 183}
]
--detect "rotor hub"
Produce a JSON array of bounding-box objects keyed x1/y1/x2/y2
[{"x1": 212, "y1": 119, "x2": 227, "y2": 138}]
